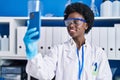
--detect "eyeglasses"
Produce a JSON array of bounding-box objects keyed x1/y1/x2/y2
[{"x1": 64, "y1": 18, "x2": 86, "y2": 27}]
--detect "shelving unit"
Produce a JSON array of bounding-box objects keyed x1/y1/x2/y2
[
  {"x1": 0, "y1": 16, "x2": 120, "y2": 80},
  {"x1": 0, "y1": 17, "x2": 120, "y2": 60},
  {"x1": 0, "y1": 17, "x2": 15, "y2": 59}
]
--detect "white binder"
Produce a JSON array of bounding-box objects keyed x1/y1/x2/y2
[
  {"x1": 85, "y1": 28, "x2": 92, "y2": 45},
  {"x1": 52, "y1": 27, "x2": 62, "y2": 45},
  {"x1": 17, "y1": 27, "x2": 27, "y2": 57},
  {"x1": 91, "y1": 27, "x2": 100, "y2": 47},
  {"x1": 107, "y1": 27, "x2": 115, "y2": 59},
  {"x1": 38, "y1": 27, "x2": 46, "y2": 56},
  {"x1": 45, "y1": 27, "x2": 53, "y2": 55},
  {"x1": 114, "y1": 24, "x2": 120, "y2": 58},
  {"x1": 99, "y1": 27, "x2": 108, "y2": 56},
  {"x1": 61, "y1": 27, "x2": 70, "y2": 43}
]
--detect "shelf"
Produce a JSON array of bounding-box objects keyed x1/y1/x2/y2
[
  {"x1": 9, "y1": 16, "x2": 120, "y2": 20},
  {"x1": 0, "y1": 17, "x2": 120, "y2": 60},
  {"x1": 0, "y1": 56, "x2": 26, "y2": 60},
  {"x1": 41, "y1": 17, "x2": 120, "y2": 27},
  {"x1": 40, "y1": 17, "x2": 120, "y2": 26},
  {"x1": 42, "y1": 16, "x2": 120, "y2": 20},
  {"x1": 94, "y1": 17, "x2": 120, "y2": 27},
  {"x1": 95, "y1": 17, "x2": 120, "y2": 20}
]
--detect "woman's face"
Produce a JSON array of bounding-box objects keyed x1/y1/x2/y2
[{"x1": 65, "y1": 12, "x2": 88, "y2": 39}]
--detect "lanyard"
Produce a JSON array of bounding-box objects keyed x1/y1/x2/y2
[{"x1": 76, "y1": 46, "x2": 84, "y2": 80}]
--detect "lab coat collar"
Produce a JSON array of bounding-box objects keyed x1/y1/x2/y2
[
  {"x1": 69, "y1": 38, "x2": 87, "y2": 48},
  {"x1": 66, "y1": 38, "x2": 87, "y2": 60}
]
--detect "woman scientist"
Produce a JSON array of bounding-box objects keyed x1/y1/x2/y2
[{"x1": 23, "y1": 2, "x2": 112, "y2": 80}]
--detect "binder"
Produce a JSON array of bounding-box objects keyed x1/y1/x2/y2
[
  {"x1": 85, "y1": 28, "x2": 92, "y2": 44},
  {"x1": 91, "y1": 27, "x2": 100, "y2": 47},
  {"x1": 107, "y1": 27, "x2": 115, "y2": 59},
  {"x1": 99, "y1": 27, "x2": 108, "y2": 56},
  {"x1": 45, "y1": 27, "x2": 53, "y2": 55},
  {"x1": 17, "y1": 27, "x2": 27, "y2": 57},
  {"x1": 61, "y1": 27, "x2": 69, "y2": 43},
  {"x1": 114, "y1": 24, "x2": 120, "y2": 58},
  {"x1": 52, "y1": 27, "x2": 62, "y2": 45},
  {"x1": 38, "y1": 27, "x2": 46, "y2": 56}
]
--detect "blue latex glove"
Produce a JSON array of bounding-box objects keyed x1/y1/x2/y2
[{"x1": 23, "y1": 27, "x2": 39, "y2": 59}]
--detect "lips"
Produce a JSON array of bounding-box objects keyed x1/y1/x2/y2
[
  {"x1": 70, "y1": 29, "x2": 75, "y2": 32},
  {"x1": 68, "y1": 29, "x2": 76, "y2": 34}
]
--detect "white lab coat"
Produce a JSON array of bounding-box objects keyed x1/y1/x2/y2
[{"x1": 26, "y1": 38, "x2": 112, "y2": 80}]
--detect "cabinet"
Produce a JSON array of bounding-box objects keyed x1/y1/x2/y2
[
  {"x1": 0, "y1": 17, "x2": 16, "y2": 59},
  {"x1": 0, "y1": 17, "x2": 27, "y2": 59},
  {"x1": 0, "y1": 17, "x2": 120, "y2": 60}
]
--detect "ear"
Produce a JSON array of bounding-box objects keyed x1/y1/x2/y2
[{"x1": 84, "y1": 23, "x2": 88, "y2": 30}]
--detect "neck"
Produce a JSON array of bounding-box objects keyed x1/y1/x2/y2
[{"x1": 73, "y1": 36, "x2": 85, "y2": 50}]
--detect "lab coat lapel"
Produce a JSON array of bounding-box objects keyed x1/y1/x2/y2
[
  {"x1": 62, "y1": 39, "x2": 78, "y2": 80},
  {"x1": 67, "y1": 49, "x2": 76, "y2": 60},
  {"x1": 66, "y1": 39, "x2": 77, "y2": 60}
]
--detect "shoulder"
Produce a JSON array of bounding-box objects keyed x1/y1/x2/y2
[
  {"x1": 50, "y1": 39, "x2": 70, "y2": 53},
  {"x1": 86, "y1": 41, "x2": 107, "y2": 60},
  {"x1": 52, "y1": 39, "x2": 71, "y2": 49},
  {"x1": 87, "y1": 41, "x2": 105, "y2": 54}
]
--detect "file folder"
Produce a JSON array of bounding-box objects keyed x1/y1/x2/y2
[
  {"x1": 52, "y1": 27, "x2": 62, "y2": 45},
  {"x1": 114, "y1": 24, "x2": 120, "y2": 58},
  {"x1": 107, "y1": 27, "x2": 115, "y2": 59},
  {"x1": 17, "y1": 27, "x2": 27, "y2": 57},
  {"x1": 45, "y1": 27, "x2": 53, "y2": 55},
  {"x1": 85, "y1": 28, "x2": 92, "y2": 45},
  {"x1": 61, "y1": 27, "x2": 69, "y2": 43},
  {"x1": 38, "y1": 27, "x2": 46, "y2": 56},
  {"x1": 91, "y1": 27, "x2": 100, "y2": 47},
  {"x1": 99, "y1": 27, "x2": 108, "y2": 56}
]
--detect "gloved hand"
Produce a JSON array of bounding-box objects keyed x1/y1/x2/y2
[{"x1": 23, "y1": 27, "x2": 39, "y2": 59}]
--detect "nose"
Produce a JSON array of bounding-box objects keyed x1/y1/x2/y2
[{"x1": 68, "y1": 22, "x2": 75, "y2": 29}]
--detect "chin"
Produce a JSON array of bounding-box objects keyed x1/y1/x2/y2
[{"x1": 70, "y1": 34, "x2": 77, "y2": 38}]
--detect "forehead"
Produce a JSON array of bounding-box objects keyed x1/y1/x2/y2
[{"x1": 68, "y1": 12, "x2": 84, "y2": 19}]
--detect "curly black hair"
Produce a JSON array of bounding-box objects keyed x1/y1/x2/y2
[{"x1": 64, "y1": 2, "x2": 94, "y2": 34}]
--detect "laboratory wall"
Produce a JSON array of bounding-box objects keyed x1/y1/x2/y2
[{"x1": 0, "y1": 0, "x2": 102, "y2": 17}]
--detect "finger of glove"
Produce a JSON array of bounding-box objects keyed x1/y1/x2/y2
[
  {"x1": 26, "y1": 27, "x2": 37, "y2": 35},
  {"x1": 29, "y1": 31, "x2": 39, "y2": 40},
  {"x1": 24, "y1": 27, "x2": 38, "y2": 42},
  {"x1": 24, "y1": 31, "x2": 39, "y2": 44}
]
